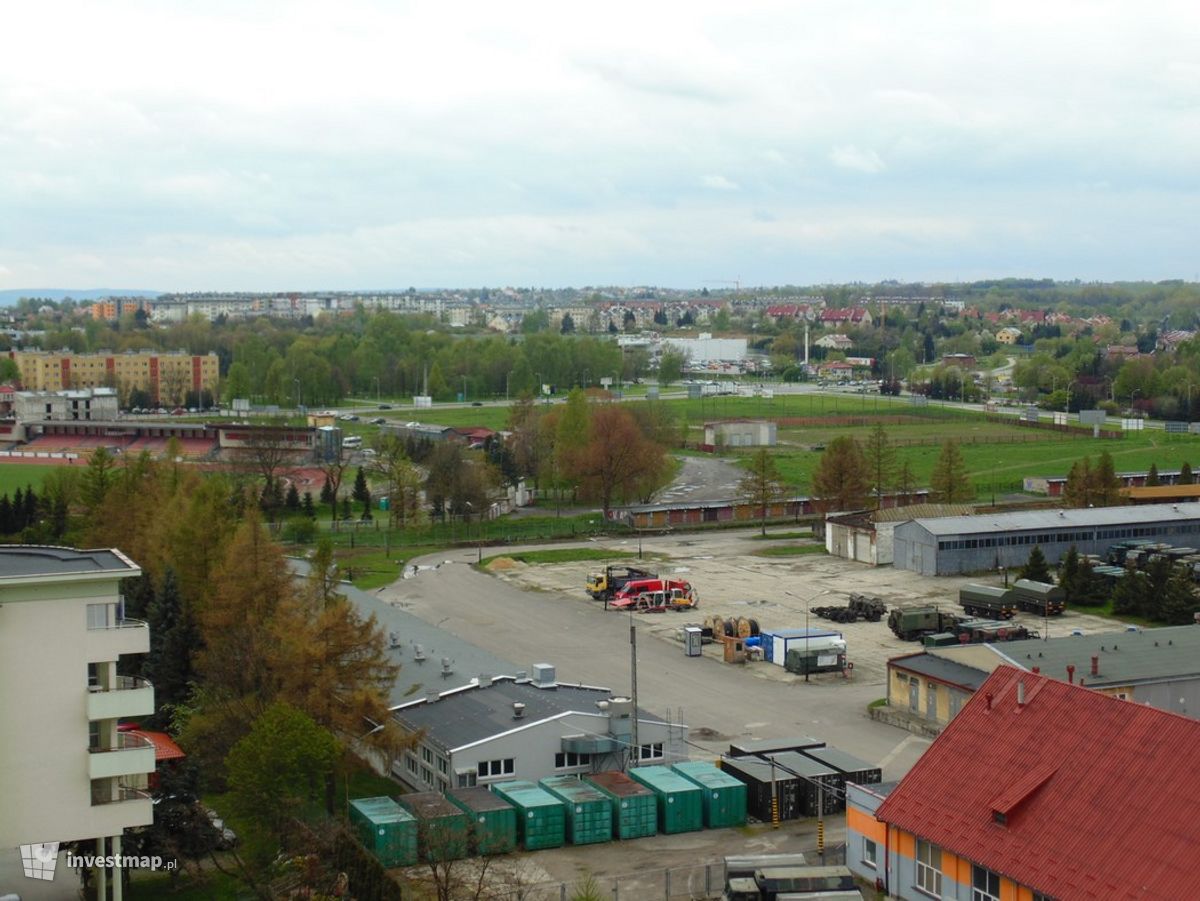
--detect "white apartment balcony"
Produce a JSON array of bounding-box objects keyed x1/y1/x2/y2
[
  {"x1": 89, "y1": 780, "x2": 153, "y2": 831},
  {"x1": 88, "y1": 732, "x2": 157, "y2": 781},
  {"x1": 87, "y1": 675, "x2": 154, "y2": 721},
  {"x1": 86, "y1": 617, "x2": 150, "y2": 663}
]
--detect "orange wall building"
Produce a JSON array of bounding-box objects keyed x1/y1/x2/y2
[{"x1": 8, "y1": 350, "x2": 219, "y2": 405}]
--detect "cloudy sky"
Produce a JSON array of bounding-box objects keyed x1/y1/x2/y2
[{"x1": 3, "y1": 1, "x2": 1200, "y2": 291}]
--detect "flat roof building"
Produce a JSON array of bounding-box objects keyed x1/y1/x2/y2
[
  {"x1": 0, "y1": 546, "x2": 153, "y2": 899},
  {"x1": 893, "y1": 502, "x2": 1200, "y2": 575}
]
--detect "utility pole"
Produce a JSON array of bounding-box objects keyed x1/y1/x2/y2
[{"x1": 630, "y1": 616, "x2": 639, "y2": 766}]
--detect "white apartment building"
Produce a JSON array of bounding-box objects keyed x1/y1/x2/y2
[
  {"x1": 14, "y1": 387, "x2": 120, "y2": 422},
  {"x1": 0, "y1": 546, "x2": 153, "y2": 900}
]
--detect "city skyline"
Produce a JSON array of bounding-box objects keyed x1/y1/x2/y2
[{"x1": 4, "y1": 1, "x2": 1200, "y2": 292}]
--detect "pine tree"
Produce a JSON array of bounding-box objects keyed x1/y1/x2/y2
[
  {"x1": 0, "y1": 494, "x2": 12, "y2": 534},
  {"x1": 1111, "y1": 571, "x2": 1149, "y2": 618},
  {"x1": 1058, "y1": 544, "x2": 1080, "y2": 598},
  {"x1": 12, "y1": 487, "x2": 25, "y2": 530},
  {"x1": 1141, "y1": 557, "x2": 1175, "y2": 622},
  {"x1": 1180, "y1": 461, "x2": 1195, "y2": 485},
  {"x1": 1019, "y1": 545, "x2": 1052, "y2": 583},
  {"x1": 1159, "y1": 566, "x2": 1200, "y2": 625},
  {"x1": 22, "y1": 485, "x2": 37, "y2": 528},
  {"x1": 1071, "y1": 559, "x2": 1106, "y2": 606},
  {"x1": 1146, "y1": 463, "x2": 1160, "y2": 487},
  {"x1": 811, "y1": 436, "x2": 870, "y2": 513},
  {"x1": 302, "y1": 491, "x2": 316, "y2": 518},
  {"x1": 145, "y1": 568, "x2": 199, "y2": 720},
  {"x1": 1063, "y1": 458, "x2": 1094, "y2": 508},
  {"x1": 340, "y1": 496, "x2": 352, "y2": 520},
  {"x1": 285, "y1": 482, "x2": 301, "y2": 511},
  {"x1": 929, "y1": 440, "x2": 973, "y2": 503},
  {"x1": 319, "y1": 479, "x2": 333, "y2": 505},
  {"x1": 352, "y1": 467, "x2": 370, "y2": 505}
]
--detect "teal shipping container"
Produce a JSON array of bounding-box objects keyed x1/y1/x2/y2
[
  {"x1": 397, "y1": 792, "x2": 471, "y2": 861},
  {"x1": 490, "y1": 780, "x2": 566, "y2": 850},
  {"x1": 348, "y1": 796, "x2": 418, "y2": 868},
  {"x1": 628, "y1": 766, "x2": 704, "y2": 834},
  {"x1": 539, "y1": 776, "x2": 613, "y2": 845},
  {"x1": 584, "y1": 771, "x2": 658, "y2": 839},
  {"x1": 671, "y1": 761, "x2": 748, "y2": 828},
  {"x1": 448, "y1": 786, "x2": 518, "y2": 855}
]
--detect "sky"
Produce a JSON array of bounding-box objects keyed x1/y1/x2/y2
[{"x1": 3, "y1": 1, "x2": 1200, "y2": 292}]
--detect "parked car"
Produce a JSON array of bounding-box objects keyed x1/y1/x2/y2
[{"x1": 369, "y1": 417, "x2": 386, "y2": 424}]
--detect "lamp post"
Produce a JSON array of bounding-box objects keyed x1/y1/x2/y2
[
  {"x1": 293, "y1": 378, "x2": 301, "y2": 413},
  {"x1": 784, "y1": 589, "x2": 832, "y2": 682}
]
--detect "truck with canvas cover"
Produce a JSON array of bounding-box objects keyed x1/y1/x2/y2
[
  {"x1": 958, "y1": 584, "x2": 1017, "y2": 619},
  {"x1": 1011, "y1": 579, "x2": 1065, "y2": 616}
]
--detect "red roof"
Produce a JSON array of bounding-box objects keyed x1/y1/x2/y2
[
  {"x1": 129, "y1": 730, "x2": 187, "y2": 762},
  {"x1": 876, "y1": 666, "x2": 1199, "y2": 900}
]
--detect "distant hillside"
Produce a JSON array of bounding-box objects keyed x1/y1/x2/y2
[{"x1": 0, "y1": 288, "x2": 160, "y2": 305}]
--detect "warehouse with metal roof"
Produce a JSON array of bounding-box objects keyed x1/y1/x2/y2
[{"x1": 893, "y1": 502, "x2": 1200, "y2": 574}]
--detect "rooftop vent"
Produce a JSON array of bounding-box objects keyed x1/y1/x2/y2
[
  {"x1": 531, "y1": 663, "x2": 556, "y2": 688},
  {"x1": 414, "y1": 643, "x2": 426, "y2": 663},
  {"x1": 512, "y1": 702, "x2": 525, "y2": 720},
  {"x1": 440, "y1": 657, "x2": 453, "y2": 678}
]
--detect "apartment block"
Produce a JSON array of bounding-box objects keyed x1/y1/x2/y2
[
  {"x1": 8, "y1": 350, "x2": 219, "y2": 405},
  {"x1": 0, "y1": 546, "x2": 153, "y2": 900}
]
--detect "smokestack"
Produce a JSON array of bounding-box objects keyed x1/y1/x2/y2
[
  {"x1": 804, "y1": 321, "x2": 810, "y2": 366},
  {"x1": 1091, "y1": 656, "x2": 1099, "y2": 677},
  {"x1": 985, "y1": 692, "x2": 993, "y2": 711},
  {"x1": 1066, "y1": 664, "x2": 1075, "y2": 684},
  {"x1": 1017, "y1": 681, "x2": 1026, "y2": 707}
]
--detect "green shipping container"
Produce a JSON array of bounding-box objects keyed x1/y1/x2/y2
[
  {"x1": 490, "y1": 781, "x2": 566, "y2": 850},
  {"x1": 584, "y1": 771, "x2": 658, "y2": 839},
  {"x1": 447, "y1": 786, "x2": 518, "y2": 856},
  {"x1": 628, "y1": 766, "x2": 704, "y2": 834},
  {"x1": 671, "y1": 761, "x2": 748, "y2": 828},
  {"x1": 397, "y1": 792, "x2": 471, "y2": 862},
  {"x1": 539, "y1": 776, "x2": 613, "y2": 846},
  {"x1": 348, "y1": 796, "x2": 418, "y2": 868}
]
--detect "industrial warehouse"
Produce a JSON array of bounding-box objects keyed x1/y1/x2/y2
[{"x1": 893, "y1": 502, "x2": 1200, "y2": 575}]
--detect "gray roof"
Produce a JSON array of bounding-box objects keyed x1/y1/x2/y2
[
  {"x1": 288, "y1": 559, "x2": 513, "y2": 706},
  {"x1": 890, "y1": 652, "x2": 991, "y2": 691},
  {"x1": 0, "y1": 546, "x2": 139, "y2": 579},
  {"x1": 985, "y1": 624, "x2": 1200, "y2": 688},
  {"x1": 899, "y1": 502, "x2": 1200, "y2": 537},
  {"x1": 394, "y1": 679, "x2": 639, "y2": 752}
]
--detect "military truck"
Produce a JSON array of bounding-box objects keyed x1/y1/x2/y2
[
  {"x1": 1011, "y1": 579, "x2": 1066, "y2": 616},
  {"x1": 585, "y1": 565, "x2": 657, "y2": 600},
  {"x1": 958, "y1": 584, "x2": 1017, "y2": 620},
  {"x1": 887, "y1": 606, "x2": 954, "y2": 641}
]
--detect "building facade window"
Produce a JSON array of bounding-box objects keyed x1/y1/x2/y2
[
  {"x1": 478, "y1": 758, "x2": 515, "y2": 778},
  {"x1": 437, "y1": 757, "x2": 448, "y2": 775},
  {"x1": 421, "y1": 747, "x2": 433, "y2": 765},
  {"x1": 972, "y1": 865, "x2": 1000, "y2": 901},
  {"x1": 87, "y1": 602, "x2": 114, "y2": 629},
  {"x1": 915, "y1": 838, "x2": 942, "y2": 897},
  {"x1": 555, "y1": 751, "x2": 592, "y2": 769},
  {"x1": 638, "y1": 743, "x2": 664, "y2": 761},
  {"x1": 456, "y1": 771, "x2": 477, "y2": 788},
  {"x1": 862, "y1": 837, "x2": 877, "y2": 868}
]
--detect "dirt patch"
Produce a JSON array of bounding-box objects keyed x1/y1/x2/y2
[{"x1": 484, "y1": 556, "x2": 524, "y2": 572}]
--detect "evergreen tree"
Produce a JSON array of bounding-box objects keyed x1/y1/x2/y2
[
  {"x1": 12, "y1": 487, "x2": 24, "y2": 530},
  {"x1": 340, "y1": 496, "x2": 352, "y2": 519},
  {"x1": 22, "y1": 485, "x2": 37, "y2": 528},
  {"x1": 1159, "y1": 566, "x2": 1200, "y2": 625},
  {"x1": 1063, "y1": 458, "x2": 1094, "y2": 508},
  {"x1": 0, "y1": 494, "x2": 12, "y2": 534},
  {"x1": 1111, "y1": 571, "x2": 1149, "y2": 618},
  {"x1": 1140, "y1": 557, "x2": 1175, "y2": 622},
  {"x1": 929, "y1": 440, "x2": 973, "y2": 503},
  {"x1": 50, "y1": 494, "x2": 68, "y2": 539},
  {"x1": 811, "y1": 436, "x2": 870, "y2": 513},
  {"x1": 1071, "y1": 559, "x2": 1107, "y2": 606},
  {"x1": 1146, "y1": 463, "x2": 1160, "y2": 487},
  {"x1": 1019, "y1": 545, "x2": 1052, "y2": 583},
  {"x1": 352, "y1": 467, "x2": 370, "y2": 505},
  {"x1": 1180, "y1": 461, "x2": 1195, "y2": 485},
  {"x1": 319, "y1": 479, "x2": 333, "y2": 505},
  {"x1": 863, "y1": 423, "x2": 897, "y2": 507},
  {"x1": 1058, "y1": 544, "x2": 1080, "y2": 598},
  {"x1": 285, "y1": 482, "x2": 300, "y2": 511},
  {"x1": 145, "y1": 568, "x2": 199, "y2": 720},
  {"x1": 302, "y1": 491, "x2": 316, "y2": 518}
]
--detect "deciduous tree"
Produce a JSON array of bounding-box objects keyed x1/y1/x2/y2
[
  {"x1": 739, "y1": 449, "x2": 787, "y2": 536},
  {"x1": 929, "y1": 440, "x2": 972, "y2": 503},
  {"x1": 568, "y1": 406, "x2": 670, "y2": 516},
  {"x1": 810, "y1": 436, "x2": 869, "y2": 513}
]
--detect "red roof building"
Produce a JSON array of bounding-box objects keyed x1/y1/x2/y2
[
  {"x1": 820, "y1": 307, "x2": 872, "y2": 326},
  {"x1": 847, "y1": 666, "x2": 1200, "y2": 900}
]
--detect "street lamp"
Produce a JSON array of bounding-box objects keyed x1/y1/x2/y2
[{"x1": 784, "y1": 589, "x2": 832, "y2": 682}]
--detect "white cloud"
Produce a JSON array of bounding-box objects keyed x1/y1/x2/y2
[
  {"x1": 2, "y1": 1, "x2": 1200, "y2": 288},
  {"x1": 829, "y1": 145, "x2": 886, "y2": 175}
]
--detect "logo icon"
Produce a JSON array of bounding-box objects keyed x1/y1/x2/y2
[{"x1": 20, "y1": 842, "x2": 59, "y2": 880}]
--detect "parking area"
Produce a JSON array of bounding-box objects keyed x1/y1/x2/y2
[{"x1": 486, "y1": 530, "x2": 1125, "y2": 685}]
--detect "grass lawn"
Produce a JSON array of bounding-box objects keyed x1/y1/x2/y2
[
  {"x1": 128, "y1": 868, "x2": 249, "y2": 900},
  {"x1": 752, "y1": 544, "x2": 827, "y2": 557},
  {"x1": 0, "y1": 463, "x2": 59, "y2": 496},
  {"x1": 479, "y1": 548, "x2": 657, "y2": 567},
  {"x1": 748, "y1": 530, "x2": 812, "y2": 540}
]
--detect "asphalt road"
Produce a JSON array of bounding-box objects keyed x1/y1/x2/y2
[
  {"x1": 655, "y1": 454, "x2": 746, "y2": 505},
  {"x1": 378, "y1": 542, "x2": 930, "y2": 781}
]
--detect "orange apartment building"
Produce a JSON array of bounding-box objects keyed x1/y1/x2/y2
[
  {"x1": 89, "y1": 299, "x2": 151, "y2": 321},
  {"x1": 847, "y1": 665, "x2": 1197, "y2": 900},
  {"x1": 8, "y1": 350, "x2": 220, "y2": 405}
]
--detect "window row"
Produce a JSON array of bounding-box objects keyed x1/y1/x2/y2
[
  {"x1": 555, "y1": 751, "x2": 592, "y2": 769},
  {"x1": 638, "y1": 743, "x2": 664, "y2": 761},
  {"x1": 478, "y1": 758, "x2": 515, "y2": 778}
]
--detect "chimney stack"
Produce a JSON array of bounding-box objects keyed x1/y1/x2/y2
[
  {"x1": 985, "y1": 692, "x2": 994, "y2": 711},
  {"x1": 1032, "y1": 666, "x2": 1040, "y2": 674},
  {"x1": 1017, "y1": 681, "x2": 1026, "y2": 707},
  {"x1": 1091, "y1": 656, "x2": 1099, "y2": 677},
  {"x1": 1067, "y1": 664, "x2": 1075, "y2": 684},
  {"x1": 512, "y1": 702, "x2": 525, "y2": 720}
]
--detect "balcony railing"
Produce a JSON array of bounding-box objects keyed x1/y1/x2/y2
[
  {"x1": 89, "y1": 675, "x2": 152, "y2": 693},
  {"x1": 88, "y1": 617, "x2": 148, "y2": 632},
  {"x1": 89, "y1": 731, "x2": 153, "y2": 753},
  {"x1": 91, "y1": 782, "x2": 151, "y2": 806}
]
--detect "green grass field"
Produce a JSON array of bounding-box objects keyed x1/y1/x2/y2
[{"x1": 0, "y1": 463, "x2": 59, "y2": 497}]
